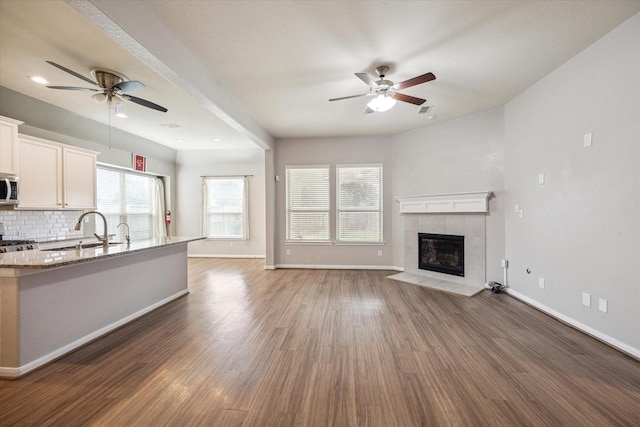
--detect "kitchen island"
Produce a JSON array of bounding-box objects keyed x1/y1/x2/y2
[{"x1": 0, "y1": 236, "x2": 203, "y2": 378}]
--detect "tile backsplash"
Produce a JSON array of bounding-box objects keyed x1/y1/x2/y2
[{"x1": 0, "y1": 210, "x2": 85, "y2": 241}]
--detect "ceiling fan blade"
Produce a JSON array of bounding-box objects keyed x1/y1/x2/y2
[
  {"x1": 392, "y1": 92, "x2": 427, "y2": 106},
  {"x1": 46, "y1": 86, "x2": 99, "y2": 91},
  {"x1": 122, "y1": 94, "x2": 168, "y2": 112},
  {"x1": 393, "y1": 72, "x2": 436, "y2": 90},
  {"x1": 355, "y1": 73, "x2": 379, "y2": 89},
  {"x1": 46, "y1": 61, "x2": 99, "y2": 87},
  {"x1": 115, "y1": 81, "x2": 145, "y2": 92},
  {"x1": 329, "y1": 93, "x2": 369, "y2": 102}
]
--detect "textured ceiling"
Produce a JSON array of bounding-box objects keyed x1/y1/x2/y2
[{"x1": 0, "y1": 0, "x2": 638, "y2": 150}]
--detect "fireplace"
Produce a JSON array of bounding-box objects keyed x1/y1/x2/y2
[{"x1": 418, "y1": 233, "x2": 465, "y2": 277}]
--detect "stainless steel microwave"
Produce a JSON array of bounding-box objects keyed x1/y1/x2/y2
[{"x1": 0, "y1": 174, "x2": 19, "y2": 205}]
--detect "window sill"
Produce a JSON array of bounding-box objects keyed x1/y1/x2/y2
[
  {"x1": 334, "y1": 241, "x2": 385, "y2": 246},
  {"x1": 285, "y1": 240, "x2": 333, "y2": 245},
  {"x1": 284, "y1": 240, "x2": 385, "y2": 246}
]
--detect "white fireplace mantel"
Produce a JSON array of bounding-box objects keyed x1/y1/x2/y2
[{"x1": 396, "y1": 191, "x2": 493, "y2": 214}]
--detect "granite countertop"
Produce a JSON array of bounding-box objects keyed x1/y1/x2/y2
[{"x1": 0, "y1": 236, "x2": 203, "y2": 269}]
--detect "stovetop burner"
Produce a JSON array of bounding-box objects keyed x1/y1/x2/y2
[
  {"x1": 0, "y1": 240, "x2": 37, "y2": 246},
  {"x1": 0, "y1": 239, "x2": 39, "y2": 253}
]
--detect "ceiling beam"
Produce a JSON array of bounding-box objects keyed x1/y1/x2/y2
[{"x1": 65, "y1": 0, "x2": 274, "y2": 151}]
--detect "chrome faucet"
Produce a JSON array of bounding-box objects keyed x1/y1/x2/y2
[
  {"x1": 117, "y1": 222, "x2": 130, "y2": 245},
  {"x1": 74, "y1": 211, "x2": 109, "y2": 248}
]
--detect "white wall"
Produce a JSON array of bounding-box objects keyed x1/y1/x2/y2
[
  {"x1": 504, "y1": 13, "x2": 640, "y2": 354},
  {"x1": 176, "y1": 149, "x2": 266, "y2": 257},
  {"x1": 274, "y1": 136, "x2": 394, "y2": 268},
  {"x1": 391, "y1": 107, "x2": 506, "y2": 281}
]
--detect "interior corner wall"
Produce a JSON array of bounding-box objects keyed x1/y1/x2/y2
[
  {"x1": 504, "y1": 13, "x2": 640, "y2": 355},
  {"x1": 390, "y1": 107, "x2": 506, "y2": 282},
  {"x1": 176, "y1": 149, "x2": 266, "y2": 258}
]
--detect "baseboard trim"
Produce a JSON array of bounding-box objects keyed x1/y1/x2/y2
[
  {"x1": 0, "y1": 289, "x2": 189, "y2": 379},
  {"x1": 505, "y1": 288, "x2": 640, "y2": 361},
  {"x1": 275, "y1": 264, "x2": 399, "y2": 270},
  {"x1": 188, "y1": 254, "x2": 265, "y2": 259}
]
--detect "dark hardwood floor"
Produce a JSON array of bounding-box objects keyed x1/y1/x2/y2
[{"x1": 1, "y1": 258, "x2": 638, "y2": 426}]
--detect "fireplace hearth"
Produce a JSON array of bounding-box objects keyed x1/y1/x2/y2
[{"x1": 418, "y1": 233, "x2": 465, "y2": 277}]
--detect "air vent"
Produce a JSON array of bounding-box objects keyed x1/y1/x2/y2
[{"x1": 418, "y1": 106, "x2": 432, "y2": 115}]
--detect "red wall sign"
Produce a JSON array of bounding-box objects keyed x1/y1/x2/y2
[{"x1": 133, "y1": 154, "x2": 147, "y2": 172}]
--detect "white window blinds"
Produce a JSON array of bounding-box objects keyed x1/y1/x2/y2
[
  {"x1": 286, "y1": 166, "x2": 330, "y2": 241},
  {"x1": 336, "y1": 164, "x2": 383, "y2": 242},
  {"x1": 202, "y1": 177, "x2": 248, "y2": 239}
]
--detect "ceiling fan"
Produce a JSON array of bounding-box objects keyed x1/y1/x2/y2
[
  {"x1": 329, "y1": 66, "x2": 435, "y2": 114},
  {"x1": 45, "y1": 61, "x2": 168, "y2": 113}
]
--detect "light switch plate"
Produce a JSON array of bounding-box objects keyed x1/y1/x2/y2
[
  {"x1": 584, "y1": 132, "x2": 592, "y2": 147},
  {"x1": 598, "y1": 298, "x2": 608, "y2": 313},
  {"x1": 514, "y1": 204, "x2": 519, "y2": 213},
  {"x1": 538, "y1": 173, "x2": 545, "y2": 185},
  {"x1": 518, "y1": 209, "x2": 524, "y2": 218},
  {"x1": 539, "y1": 277, "x2": 545, "y2": 289},
  {"x1": 582, "y1": 292, "x2": 591, "y2": 307}
]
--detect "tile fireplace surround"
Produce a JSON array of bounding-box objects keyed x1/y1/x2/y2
[{"x1": 389, "y1": 192, "x2": 491, "y2": 297}]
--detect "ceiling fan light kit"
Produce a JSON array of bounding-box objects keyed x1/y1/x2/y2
[
  {"x1": 367, "y1": 94, "x2": 396, "y2": 112},
  {"x1": 330, "y1": 65, "x2": 436, "y2": 114}
]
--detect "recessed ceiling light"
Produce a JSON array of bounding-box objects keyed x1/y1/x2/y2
[
  {"x1": 427, "y1": 115, "x2": 436, "y2": 120},
  {"x1": 177, "y1": 139, "x2": 185, "y2": 143},
  {"x1": 115, "y1": 112, "x2": 128, "y2": 118},
  {"x1": 29, "y1": 76, "x2": 49, "y2": 85},
  {"x1": 212, "y1": 138, "x2": 222, "y2": 142}
]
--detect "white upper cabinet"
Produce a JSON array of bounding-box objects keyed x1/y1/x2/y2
[
  {"x1": 0, "y1": 116, "x2": 23, "y2": 175},
  {"x1": 63, "y1": 147, "x2": 97, "y2": 209},
  {"x1": 17, "y1": 134, "x2": 98, "y2": 210}
]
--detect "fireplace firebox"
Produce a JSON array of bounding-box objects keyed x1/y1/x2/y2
[{"x1": 418, "y1": 233, "x2": 465, "y2": 277}]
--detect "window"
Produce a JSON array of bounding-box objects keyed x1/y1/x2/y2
[
  {"x1": 96, "y1": 167, "x2": 165, "y2": 241},
  {"x1": 202, "y1": 177, "x2": 248, "y2": 239},
  {"x1": 286, "y1": 166, "x2": 330, "y2": 241},
  {"x1": 336, "y1": 164, "x2": 382, "y2": 242}
]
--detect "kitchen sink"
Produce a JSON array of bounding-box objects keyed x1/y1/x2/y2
[{"x1": 41, "y1": 242, "x2": 124, "y2": 251}]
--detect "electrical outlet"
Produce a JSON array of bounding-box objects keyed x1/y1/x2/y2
[
  {"x1": 582, "y1": 292, "x2": 591, "y2": 307},
  {"x1": 598, "y1": 298, "x2": 608, "y2": 313},
  {"x1": 229, "y1": 242, "x2": 234, "y2": 248},
  {"x1": 286, "y1": 249, "x2": 291, "y2": 256},
  {"x1": 539, "y1": 277, "x2": 545, "y2": 289},
  {"x1": 377, "y1": 250, "x2": 382, "y2": 257}
]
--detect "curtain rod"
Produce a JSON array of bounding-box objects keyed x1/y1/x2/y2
[{"x1": 201, "y1": 175, "x2": 254, "y2": 178}]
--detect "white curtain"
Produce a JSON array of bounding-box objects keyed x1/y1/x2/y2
[
  {"x1": 242, "y1": 176, "x2": 250, "y2": 240},
  {"x1": 153, "y1": 178, "x2": 167, "y2": 237},
  {"x1": 201, "y1": 178, "x2": 209, "y2": 238}
]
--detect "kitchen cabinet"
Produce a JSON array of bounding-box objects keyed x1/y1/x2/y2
[
  {"x1": 17, "y1": 134, "x2": 98, "y2": 209},
  {"x1": 0, "y1": 116, "x2": 23, "y2": 175}
]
